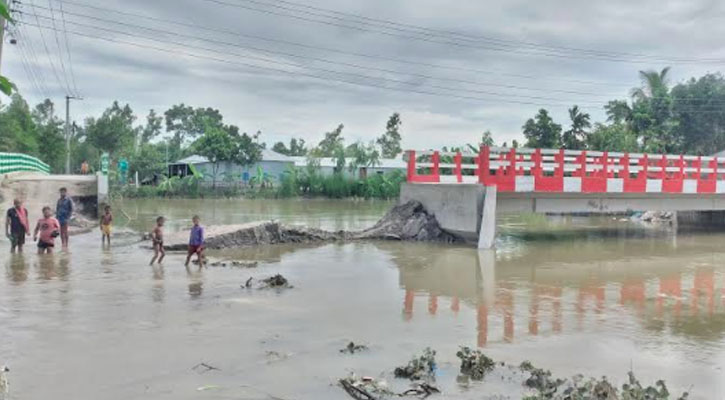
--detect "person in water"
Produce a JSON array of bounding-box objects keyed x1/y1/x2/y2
[
  {"x1": 185, "y1": 215, "x2": 205, "y2": 267},
  {"x1": 150, "y1": 216, "x2": 165, "y2": 265},
  {"x1": 34, "y1": 206, "x2": 60, "y2": 254},
  {"x1": 100, "y1": 205, "x2": 113, "y2": 245},
  {"x1": 56, "y1": 187, "x2": 74, "y2": 248},
  {"x1": 6, "y1": 198, "x2": 30, "y2": 253}
]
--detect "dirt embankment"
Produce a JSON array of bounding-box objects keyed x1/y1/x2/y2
[{"x1": 163, "y1": 201, "x2": 462, "y2": 250}]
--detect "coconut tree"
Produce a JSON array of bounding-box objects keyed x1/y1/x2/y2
[{"x1": 562, "y1": 105, "x2": 591, "y2": 150}]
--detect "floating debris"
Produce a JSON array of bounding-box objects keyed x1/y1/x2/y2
[
  {"x1": 519, "y1": 361, "x2": 689, "y2": 399},
  {"x1": 191, "y1": 362, "x2": 221, "y2": 374},
  {"x1": 340, "y1": 342, "x2": 369, "y2": 354},
  {"x1": 400, "y1": 382, "x2": 440, "y2": 398},
  {"x1": 339, "y1": 374, "x2": 394, "y2": 400},
  {"x1": 456, "y1": 347, "x2": 495, "y2": 381},
  {"x1": 242, "y1": 274, "x2": 293, "y2": 290},
  {"x1": 265, "y1": 350, "x2": 293, "y2": 364},
  {"x1": 206, "y1": 260, "x2": 259, "y2": 268},
  {"x1": 394, "y1": 348, "x2": 437, "y2": 381}
]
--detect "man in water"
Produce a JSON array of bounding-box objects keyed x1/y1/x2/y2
[
  {"x1": 5, "y1": 199, "x2": 30, "y2": 253},
  {"x1": 56, "y1": 187, "x2": 74, "y2": 248}
]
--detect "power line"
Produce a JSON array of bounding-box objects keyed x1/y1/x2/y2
[
  {"x1": 29, "y1": 5, "x2": 725, "y2": 107},
  {"x1": 231, "y1": 0, "x2": 720, "y2": 63},
  {"x1": 23, "y1": 11, "x2": 611, "y2": 106},
  {"x1": 23, "y1": 19, "x2": 725, "y2": 114},
  {"x1": 56, "y1": 0, "x2": 79, "y2": 96},
  {"x1": 10, "y1": 18, "x2": 52, "y2": 97},
  {"x1": 21, "y1": 21, "x2": 596, "y2": 108},
  {"x1": 45, "y1": 0, "x2": 73, "y2": 93},
  {"x1": 199, "y1": 0, "x2": 725, "y2": 65},
  {"x1": 35, "y1": 4, "x2": 625, "y2": 99},
  {"x1": 24, "y1": 0, "x2": 70, "y2": 93},
  {"x1": 56, "y1": 0, "x2": 634, "y2": 89},
  {"x1": 9, "y1": 27, "x2": 46, "y2": 96}
]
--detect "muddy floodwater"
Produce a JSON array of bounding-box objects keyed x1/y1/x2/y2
[{"x1": 1, "y1": 198, "x2": 724, "y2": 399}]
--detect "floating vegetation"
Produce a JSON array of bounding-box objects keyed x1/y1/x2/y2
[
  {"x1": 456, "y1": 347, "x2": 495, "y2": 381},
  {"x1": 340, "y1": 342, "x2": 369, "y2": 354},
  {"x1": 519, "y1": 361, "x2": 689, "y2": 400},
  {"x1": 393, "y1": 348, "x2": 437, "y2": 381}
]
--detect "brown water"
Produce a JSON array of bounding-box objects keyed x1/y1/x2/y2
[{"x1": 1, "y1": 199, "x2": 724, "y2": 399}]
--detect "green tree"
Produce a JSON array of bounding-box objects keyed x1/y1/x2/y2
[
  {"x1": 346, "y1": 141, "x2": 380, "y2": 177},
  {"x1": 562, "y1": 105, "x2": 591, "y2": 150},
  {"x1": 0, "y1": 3, "x2": 16, "y2": 96},
  {"x1": 316, "y1": 124, "x2": 345, "y2": 157},
  {"x1": 671, "y1": 73, "x2": 725, "y2": 155},
  {"x1": 0, "y1": 94, "x2": 37, "y2": 154},
  {"x1": 272, "y1": 138, "x2": 307, "y2": 156},
  {"x1": 604, "y1": 100, "x2": 632, "y2": 124},
  {"x1": 140, "y1": 109, "x2": 163, "y2": 146},
  {"x1": 129, "y1": 143, "x2": 166, "y2": 180},
  {"x1": 192, "y1": 125, "x2": 235, "y2": 188},
  {"x1": 84, "y1": 101, "x2": 136, "y2": 156},
  {"x1": 586, "y1": 122, "x2": 639, "y2": 152},
  {"x1": 32, "y1": 99, "x2": 65, "y2": 172},
  {"x1": 164, "y1": 104, "x2": 224, "y2": 159},
  {"x1": 377, "y1": 113, "x2": 402, "y2": 158},
  {"x1": 522, "y1": 109, "x2": 562, "y2": 148},
  {"x1": 480, "y1": 130, "x2": 495, "y2": 147},
  {"x1": 231, "y1": 130, "x2": 263, "y2": 168}
]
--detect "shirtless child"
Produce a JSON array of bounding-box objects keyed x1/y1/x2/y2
[{"x1": 149, "y1": 216, "x2": 165, "y2": 265}]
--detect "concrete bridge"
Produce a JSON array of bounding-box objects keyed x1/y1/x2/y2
[
  {"x1": 0, "y1": 152, "x2": 108, "y2": 222},
  {"x1": 402, "y1": 147, "x2": 725, "y2": 248}
]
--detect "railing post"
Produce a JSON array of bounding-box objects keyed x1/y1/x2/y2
[
  {"x1": 406, "y1": 150, "x2": 416, "y2": 182},
  {"x1": 602, "y1": 151, "x2": 609, "y2": 178},
  {"x1": 556, "y1": 148, "x2": 564, "y2": 178},
  {"x1": 478, "y1": 146, "x2": 490, "y2": 185},
  {"x1": 432, "y1": 151, "x2": 440, "y2": 183},
  {"x1": 454, "y1": 152, "x2": 462, "y2": 183}
]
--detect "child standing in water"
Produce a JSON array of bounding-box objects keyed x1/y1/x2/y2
[
  {"x1": 34, "y1": 206, "x2": 60, "y2": 254},
  {"x1": 100, "y1": 205, "x2": 113, "y2": 245},
  {"x1": 185, "y1": 215, "x2": 205, "y2": 267},
  {"x1": 150, "y1": 216, "x2": 165, "y2": 265}
]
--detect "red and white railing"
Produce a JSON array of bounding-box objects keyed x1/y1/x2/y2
[{"x1": 406, "y1": 147, "x2": 725, "y2": 194}]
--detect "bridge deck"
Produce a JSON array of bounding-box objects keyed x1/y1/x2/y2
[{"x1": 407, "y1": 146, "x2": 725, "y2": 195}]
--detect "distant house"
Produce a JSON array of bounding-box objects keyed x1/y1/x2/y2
[
  {"x1": 168, "y1": 149, "x2": 295, "y2": 185},
  {"x1": 168, "y1": 150, "x2": 406, "y2": 185},
  {"x1": 289, "y1": 155, "x2": 406, "y2": 179}
]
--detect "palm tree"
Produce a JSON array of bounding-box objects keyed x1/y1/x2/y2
[
  {"x1": 604, "y1": 100, "x2": 632, "y2": 124},
  {"x1": 562, "y1": 105, "x2": 591, "y2": 149},
  {"x1": 631, "y1": 67, "x2": 671, "y2": 101}
]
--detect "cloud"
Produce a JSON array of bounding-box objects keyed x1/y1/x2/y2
[{"x1": 3, "y1": 0, "x2": 723, "y2": 150}]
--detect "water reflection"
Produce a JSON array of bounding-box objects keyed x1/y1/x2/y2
[
  {"x1": 150, "y1": 265, "x2": 165, "y2": 303},
  {"x1": 5, "y1": 253, "x2": 29, "y2": 283},
  {"x1": 388, "y1": 241, "x2": 725, "y2": 347}
]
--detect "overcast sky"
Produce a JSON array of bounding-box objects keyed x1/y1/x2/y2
[{"x1": 4, "y1": 0, "x2": 725, "y2": 151}]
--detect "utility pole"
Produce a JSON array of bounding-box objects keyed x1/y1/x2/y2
[
  {"x1": 0, "y1": 0, "x2": 7, "y2": 75},
  {"x1": 65, "y1": 95, "x2": 81, "y2": 174}
]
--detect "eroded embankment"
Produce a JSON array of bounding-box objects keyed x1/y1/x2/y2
[{"x1": 163, "y1": 201, "x2": 462, "y2": 250}]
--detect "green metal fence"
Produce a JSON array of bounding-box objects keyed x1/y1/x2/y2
[{"x1": 0, "y1": 152, "x2": 51, "y2": 175}]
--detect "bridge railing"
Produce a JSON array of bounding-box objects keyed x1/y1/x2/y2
[
  {"x1": 406, "y1": 147, "x2": 725, "y2": 193},
  {"x1": 0, "y1": 152, "x2": 51, "y2": 175}
]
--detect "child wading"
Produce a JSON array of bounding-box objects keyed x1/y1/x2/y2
[
  {"x1": 34, "y1": 207, "x2": 60, "y2": 254},
  {"x1": 100, "y1": 206, "x2": 113, "y2": 245},
  {"x1": 150, "y1": 216, "x2": 165, "y2": 265},
  {"x1": 185, "y1": 215, "x2": 205, "y2": 267}
]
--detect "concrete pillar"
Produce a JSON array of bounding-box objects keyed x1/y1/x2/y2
[
  {"x1": 477, "y1": 185, "x2": 497, "y2": 249},
  {"x1": 97, "y1": 172, "x2": 109, "y2": 214}
]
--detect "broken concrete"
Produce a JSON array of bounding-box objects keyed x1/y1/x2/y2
[{"x1": 163, "y1": 201, "x2": 462, "y2": 251}]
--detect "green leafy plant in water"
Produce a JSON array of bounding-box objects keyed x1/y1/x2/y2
[
  {"x1": 393, "y1": 348, "x2": 436, "y2": 381},
  {"x1": 456, "y1": 346, "x2": 495, "y2": 381}
]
